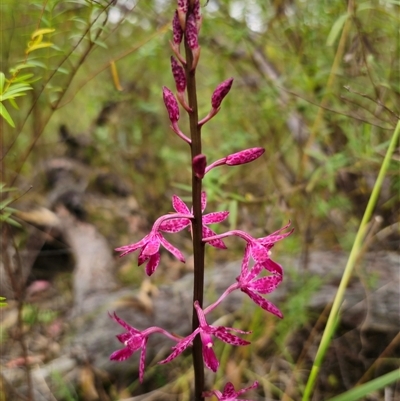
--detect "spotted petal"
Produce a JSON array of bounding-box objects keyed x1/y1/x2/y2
[
  {"x1": 158, "y1": 330, "x2": 198, "y2": 365},
  {"x1": 242, "y1": 288, "x2": 283, "y2": 318},
  {"x1": 248, "y1": 275, "x2": 282, "y2": 294}
]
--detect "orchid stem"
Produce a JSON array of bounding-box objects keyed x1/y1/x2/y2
[{"x1": 184, "y1": 6, "x2": 205, "y2": 401}]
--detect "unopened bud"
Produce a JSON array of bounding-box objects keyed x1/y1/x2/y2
[
  {"x1": 171, "y1": 56, "x2": 186, "y2": 93},
  {"x1": 193, "y1": 0, "x2": 202, "y2": 31},
  {"x1": 177, "y1": 0, "x2": 188, "y2": 29},
  {"x1": 193, "y1": 154, "x2": 207, "y2": 179},
  {"x1": 211, "y1": 78, "x2": 234, "y2": 109},
  {"x1": 172, "y1": 10, "x2": 183, "y2": 46},
  {"x1": 226, "y1": 147, "x2": 265, "y2": 166},
  {"x1": 163, "y1": 86, "x2": 180, "y2": 122}
]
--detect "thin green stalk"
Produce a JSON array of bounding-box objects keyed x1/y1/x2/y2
[{"x1": 302, "y1": 119, "x2": 400, "y2": 401}]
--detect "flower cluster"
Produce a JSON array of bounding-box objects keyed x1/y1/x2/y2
[{"x1": 110, "y1": 1, "x2": 292, "y2": 399}]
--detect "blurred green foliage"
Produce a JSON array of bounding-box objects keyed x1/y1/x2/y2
[{"x1": 1, "y1": 0, "x2": 399, "y2": 252}]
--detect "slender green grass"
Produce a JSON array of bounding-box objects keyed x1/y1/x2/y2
[{"x1": 302, "y1": 119, "x2": 400, "y2": 401}]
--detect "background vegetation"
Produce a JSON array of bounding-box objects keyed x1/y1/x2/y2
[{"x1": 1, "y1": 0, "x2": 399, "y2": 400}]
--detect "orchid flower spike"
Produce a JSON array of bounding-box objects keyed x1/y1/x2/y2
[{"x1": 199, "y1": 78, "x2": 234, "y2": 125}]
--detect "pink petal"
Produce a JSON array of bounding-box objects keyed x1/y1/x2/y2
[
  {"x1": 115, "y1": 234, "x2": 150, "y2": 256},
  {"x1": 142, "y1": 235, "x2": 161, "y2": 256},
  {"x1": 202, "y1": 211, "x2": 229, "y2": 224},
  {"x1": 262, "y1": 258, "x2": 283, "y2": 276},
  {"x1": 201, "y1": 191, "x2": 207, "y2": 212},
  {"x1": 160, "y1": 236, "x2": 185, "y2": 262},
  {"x1": 235, "y1": 381, "x2": 259, "y2": 396},
  {"x1": 249, "y1": 275, "x2": 281, "y2": 294},
  {"x1": 242, "y1": 289, "x2": 283, "y2": 318},
  {"x1": 110, "y1": 312, "x2": 138, "y2": 333},
  {"x1": 159, "y1": 218, "x2": 190, "y2": 233},
  {"x1": 139, "y1": 338, "x2": 148, "y2": 383},
  {"x1": 158, "y1": 331, "x2": 198, "y2": 365},
  {"x1": 240, "y1": 244, "x2": 251, "y2": 275},
  {"x1": 222, "y1": 382, "x2": 236, "y2": 397},
  {"x1": 213, "y1": 328, "x2": 250, "y2": 346},
  {"x1": 202, "y1": 226, "x2": 227, "y2": 249},
  {"x1": 225, "y1": 147, "x2": 265, "y2": 166},
  {"x1": 202, "y1": 341, "x2": 219, "y2": 372},
  {"x1": 145, "y1": 253, "x2": 160, "y2": 276},
  {"x1": 172, "y1": 195, "x2": 190, "y2": 214},
  {"x1": 250, "y1": 241, "x2": 269, "y2": 263},
  {"x1": 110, "y1": 347, "x2": 133, "y2": 361}
]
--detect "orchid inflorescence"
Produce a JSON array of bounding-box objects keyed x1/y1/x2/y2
[{"x1": 110, "y1": 1, "x2": 292, "y2": 399}]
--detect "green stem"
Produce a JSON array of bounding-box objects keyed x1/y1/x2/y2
[
  {"x1": 184, "y1": 21, "x2": 205, "y2": 401},
  {"x1": 302, "y1": 118, "x2": 400, "y2": 401}
]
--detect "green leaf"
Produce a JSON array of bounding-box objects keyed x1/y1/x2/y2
[
  {"x1": 326, "y1": 369, "x2": 400, "y2": 401},
  {"x1": 0, "y1": 72, "x2": 5, "y2": 93},
  {"x1": 326, "y1": 13, "x2": 348, "y2": 46},
  {"x1": 0, "y1": 102, "x2": 15, "y2": 127}
]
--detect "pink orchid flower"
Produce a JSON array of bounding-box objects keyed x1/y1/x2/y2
[
  {"x1": 116, "y1": 213, "x2": 192, "y2": 276},
  {"x1": 236, "y1": 244, "x2": 283, "y2": 318},
  {"x1": 159, "y1": 192, "x2": 229, "y2": 249},
  {"x1": 159, "y1": 301, "x2": 250, "y2": 372},
  {"x1": 203, "y1": 221, "x2": 293, "y2": 265},
  {"x1": 203, "y1": 381, "x2": 259, "y2": 401},
  {"x1": 109, "y1": 312, "x2": 179, "y2": 383}
]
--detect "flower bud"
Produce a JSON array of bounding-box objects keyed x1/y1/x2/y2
[
  {"x1": 172, "y1": 10, "x2": 183, "y2": 46},
  {"x1": 171, "y1": 56, "x2": 186, "y2": 93},
  {"x1": 163, "y1": 86, "x2": 180, "y2": 122},
  {"x1": 185, "y1": 13, "x2": 198, "y2": 50},
  {"x1": 193, "y1": 0, "x2": 202, "y2": 31},
  {"x1": 225, "y1": 147, "x2": 265, "y2": 166},
  {"x1": 211, "y1": 78, "x2": 234, "y2": 109},
  {"x1": 177, "y1": 0, "x2": 188, "y2": 29},
  {"x1": 193, "y1": 154, "x2": 207, "y2": 179}
]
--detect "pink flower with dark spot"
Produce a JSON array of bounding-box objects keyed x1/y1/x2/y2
[
  {"x1": 203, "y1": 381, "x2": 259, "y2": 400},
  {"x1": 159, "y1": 301, "x2": 250, "y2": 372},
  {"x1": 236, "y1": 245, "x2": 283, "y2": 318},
  {"x1": 109, "y1": 313, "x2": 179, "y2": 383},
  {"x1": 159, "y1": 192, "x2": 229, "y2": 249},
  {"x1": 172, "y1": 10, "x2": 183, "y2": 45}
]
